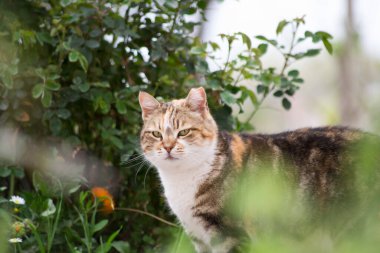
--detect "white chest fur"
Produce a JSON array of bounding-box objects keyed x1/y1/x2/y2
[
  {"x1": 157, "y1": 164, "x2": 211, "y2": 239},
  {"x1": 145, "y1": 137, "x2": 217, "y2": 244}
]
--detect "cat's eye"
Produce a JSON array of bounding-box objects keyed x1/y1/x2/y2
[
  {"x1": 152, "y1": 131, "x2": 162, "y2": 138},
  {"x1": 178, "y1": 129, "x2": 191, "y2": 137}
]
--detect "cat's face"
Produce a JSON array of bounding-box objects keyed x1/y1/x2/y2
[{"x1": 139, "y1": 88, "x2": 218, "y2": 170}]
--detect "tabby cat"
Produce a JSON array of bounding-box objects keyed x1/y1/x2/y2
[{"x1": 138, "y1": 87, "x2": 378, "y2": 253}]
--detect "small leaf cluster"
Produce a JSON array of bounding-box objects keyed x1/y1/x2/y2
[{"x1": 189, "y1": 16, "x2": 332, "y2": 131}]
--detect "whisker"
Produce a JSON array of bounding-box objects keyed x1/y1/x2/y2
[
  {"x1": 143, "y1": 164, "x2": 154, "y2": 189},
  {"x1": 134, "y1": 159, "x2": 149, "y2": 184},
  {"x1": 122, "y1": 154, "x2": 145, "y2": 165}
]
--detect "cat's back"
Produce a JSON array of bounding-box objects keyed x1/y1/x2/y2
[
  {"x1": 220, "y1": 126, "x2": 378, "y2": 210},
  {"x1": 238, "y1": 126, "x2": 364, "y2": 161},
  {"x1": 221, "y1": 126, "x2": 372, "y2": 176}
]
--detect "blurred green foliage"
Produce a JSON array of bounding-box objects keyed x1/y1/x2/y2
[{"x1": 0, "y1": 0, "x2": 333, "y2": 252}]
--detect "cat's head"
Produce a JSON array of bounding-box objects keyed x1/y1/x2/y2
[{"x1": 138, "y1": 87, "x2": 218, "y2": 170}]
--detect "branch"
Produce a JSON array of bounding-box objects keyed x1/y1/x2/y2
[{"x1": 115, "y1": 207, "x2": 179, "y2": 227}]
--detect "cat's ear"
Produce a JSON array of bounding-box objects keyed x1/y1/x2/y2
[
  {"x1": 139, "y1": 91, "x2": 160, "y2": 119},
  {"x1": 186, "y1": 87, "x2": 208, "y2": 113}
]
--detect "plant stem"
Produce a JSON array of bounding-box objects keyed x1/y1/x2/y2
[
  {"x1": 29, "y1": 223, "x2": 46, "y2": 253},
  {"x1": 9, "y1": 127, "x2": 19, "y2": 198},
  {"x1": 115, "y1": 208, "x2": 178, "y2": 227},
  {"x1": 169, "y1": 2, "x2": 182, "y2": 35},
  {"x1": 9, "y1": 175, "x2": 15, "y2": 198},
  {"x1": 244, "y1": 87, "x2": 274, "y2": 125},
  {"x1": 244, "y1": 22, "x2": 300, "y2": 125},
  {"x1": 280, "y1": 22, "x2": 299, "y2": 76},
  {"x1": 47, "y1": 196, "x2": 62, "y2": 253},
  {"x1": 222, "y1": 43, "x2": 232, "y2": 75}
]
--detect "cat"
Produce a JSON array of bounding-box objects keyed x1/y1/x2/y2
[{"x1": 138, "y1": 87, "x2": 379, "y2": 253}]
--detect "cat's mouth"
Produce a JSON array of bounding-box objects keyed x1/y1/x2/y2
[{"x1": 165, "y1": 154, "x2": 178, "y2": 160}]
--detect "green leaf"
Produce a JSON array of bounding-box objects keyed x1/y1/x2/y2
[
  {"x1": 41, "y1": 199, "x2": 56, "y2": 217},
  {"x1": 190, "y1": 46, "x2": 205, "y2": 55},
  {"x1": 105, "y1": 229, "x2": 122, "y2": 249},
  {"x1": 96, "y1": 228, "x2": 121, "y2": 253},
  {"x1": 0, "y1": 167, "x2": 11, "y2": 177},
  {"x1": 293, "y1": 16, "x2": 305, "y2": 24},
  {"x1": 56, "y1": 109, "x2": 71, "y2": 119},
  {"x1": 89, "y1": 29, "x2": 102, "y2": 38},
  {"x1": 10, "y1": 166, "x2": 25, "y2": 178},
  {"x1": 273, "y1": 90, "x2": 283, "y2": 97},
  {"x1": 257, "y1": 85, "x2": 265, "y2": 94},
  {"x1": 85, "y1": 40, "x2": 100, "y2": 49},
  {"x1": 42, "y1": 90, "x2": 52, "y2": 107},
  {"x1": 115, "y1": 100, "x2": 127, "y2": 114},
  {"x1": 322, "y1": 38, "x2": 333, "y2": 55},
  {"x1": 240, "y1": 86, "x2": 258, "y2": 106},
  {"x1": 293, "y1": 78, "x2": 304, "y2": 83},
  {"x1": 282, "y1": 97, "x2": 291, "y2": 110},
  {"x1": 2, "y1": 72, "x2": 13, "y2": 89},
  {"x1": 304, "y1": 49, "x2": 321, "y2": 57},
  {"x1": 208, "y1": 79, "x2": 222, "y2": 90},
  {"x1": 112, "y1": 241, "x2": 130, "y2": 253},
  {"x1": 183, "y1": 7, "x2": 196, "y2": 15},
  {"x1": 60, "y1": 0, "x2": 72, "y2": 7},
  {"x1": 237, "y1": 32, "x2": 251, "y2": 49},
  {"x1": 32, "y1": 84, "x2": 44, "y2": 98},
  {"x1": 68, "y1": 184, "x2": 81, "y2": 194},
  {"x1": 69, "y1": 51, "x2": 79, "y2": 62},
  {"x1": 258, "y1": 44, "x2": 268, "y2": 55},
  {"x1": 49, "y1": 117, "x2": 62, "y2": 134},
  {"x1": 256, "y1": 35, "x2": 277, "y2": 46},
  {"x1": 255, "y1": 35, "x2": 268, "y2": 41},
  {"x1": 285, "y1": 88, "x2": 296, "y2": 96},
  {"x1": 46, "y1": 80, "x2": 61, "y2": 91},
  {"x1": 78, "y1": 54, "x2": 89, "y2": 72},
  {"x1": 109, "y1": 136, "x2": 123, "y2": 149},
  {"x1": 220, "y1": 90, "x2": 236, "y2": 106},
  {"x1": 315, "y1": 31, "x2": 333, "y2": 40},
  {"x1": 93, "y1": 219, "x2": 108, "y2": 234},
  {"x1": 209, "y1": 42, "x2": 220, "y2": 51},
  {"x1": 276, "y1": 20, "x2": 288, "y2": 35},
  {"x1": 92, "y1": 82, "x2": 110, "y2": 88},
  {"x1": 197, "y1": 0, "x2": 207, "y2": 9},
  {"x1": 78, "y1": 82, "x2": 90, "y2": 92},
  {"x1": 305, "y1": 31, "x2": 313, "y2": 38},
  {"x1": 288, "y1": 70, "x2": 299, "y2": 78}
]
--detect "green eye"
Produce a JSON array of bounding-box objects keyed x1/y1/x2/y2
[
  {"x1": 152, "y1": 131, "x2": 162, "y2": 138},
  {"x1": 178, "y1": 129, "x2": 191, "y2": 137}
]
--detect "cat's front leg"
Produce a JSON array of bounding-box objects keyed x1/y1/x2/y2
[
  {"x1": 191, "y1": 233, "x2": 238, "y2": 253},
  {"x1": 191, "y1": 236, "x2": 211, "y2": 253},
  {"x1": 209, "y1": 234, "x2": 240, "y2": 253}
]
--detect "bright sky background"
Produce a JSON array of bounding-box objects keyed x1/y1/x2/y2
[
  {"x1": 200, "y1": 0, "x2": 380, "y2": 132},
  {"x1": 203, "y1": 0, "x2": 380, "y2": 59}
]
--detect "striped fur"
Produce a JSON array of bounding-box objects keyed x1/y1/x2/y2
[{"x1": 139, "y1": 88, "x2": 378, "y2": 253}]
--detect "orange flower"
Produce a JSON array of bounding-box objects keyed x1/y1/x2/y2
[{"x1": 91, "y1": 187, "x2": 115, "y2": 214}]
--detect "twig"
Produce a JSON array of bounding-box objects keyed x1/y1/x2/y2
[
  {"x1": 169, "y1": 2, "x2": 182, "y2": 35},
  {"x1": 244, "y1": 21, "x2": 300, "y2": 125},
  {"x1": 115, "y1": 207, "x2": 179, "y2": 227}
]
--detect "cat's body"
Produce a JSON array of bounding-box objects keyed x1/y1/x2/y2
[{"x1": 138, "y1": 87, "x2": 378, "y2": 253}]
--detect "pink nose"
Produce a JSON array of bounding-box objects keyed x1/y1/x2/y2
[{"x1": 164, "y1": 145, "x2": 174, "y2": 153}]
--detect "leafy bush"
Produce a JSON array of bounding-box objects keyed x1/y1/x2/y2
[{"x1": 0, "y1": 0, "x2": 332, "y2": 252}]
